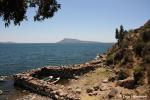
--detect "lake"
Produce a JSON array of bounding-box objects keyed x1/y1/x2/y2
[{"x1": 0, "y1": 43, "x2": 113, "y2": 76}]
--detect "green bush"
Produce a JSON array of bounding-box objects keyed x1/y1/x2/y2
[
  {"x1": 144, "y1": 55, "x2": 150, "y2": 63},
  {"x1": 121, "y1": 54, "x2": 133, "y2": 65},
  {"x1": 142, "y1": 43, "x2": 150, "y2": 63},
  {"x1": 142, "y1": 31, "x2": 150, "y2": 42},
  {"x1": 106, "y1": 53, "x2": 114, "y2": 65},
  {"x1": 134, "y1": 42, "x2": 145, "y2": 56},
  {"x1": 128, "y1": 29, "x2": 134, "y2": 33},
  {"x1": 133, "y1": 66, "x2": 145, "y2": 85},
  {"x1": 117, "y1": 69, "x2": 130, "y2": 80},
  {"x1": 114, "y1": 50, "x2": 124, "y2": 64}
]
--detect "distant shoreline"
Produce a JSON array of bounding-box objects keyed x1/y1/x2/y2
[
  {"x1": 0, "y1": 42, "x2": 115, "y2": 44},
  {"x1": 0, "y1": 38, "x2": 115, "y2": 44}
]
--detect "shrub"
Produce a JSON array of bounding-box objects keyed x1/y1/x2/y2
[
  {"x1": 114, "y1": 50, "x2": 124, "y2": 64},
  {"x1": 133, "y1": 66, "x2": 145, "y2": 85},
  {"x1": 144, "y1": 55, "x2": 150, "y2": 63},
  {"x1": 106, "y1": 53, "x2": 114, "y2": 65},
  {"x1": 120, "y1": 49, "x2": 133, "y2": 65},
  {"x1": 147, "y1": 66, "x2": 150, "y2": 98},
  {"x1": 147, "y1": 66, "x2": 150, "y2": 84},
  {"x1": 117, "y1": 69, "x2": 130, "y2": 80},
  {"x1": 128, "y1": 29, "x2": 134, "y2": 33},
  {"x1": 142, "y1": 31, "x2": 150, "y2": 42},
  {"x1": 134, "y1": 42, "x2": 145, "y2": 56},
  {"x1": 121, "y1": 54, "x2": 133, "y2": 65},
  {"x1": 142, "y1": 43, "x2": 150, "y2": 63}
]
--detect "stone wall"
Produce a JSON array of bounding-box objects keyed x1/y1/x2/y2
[{"x1": 14, "y1": 54, "x2": 106, "y2": 100}]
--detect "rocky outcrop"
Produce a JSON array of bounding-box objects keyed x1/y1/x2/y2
[{"x1": 116, "y1": 77, "x2": 135, "y2": 89}]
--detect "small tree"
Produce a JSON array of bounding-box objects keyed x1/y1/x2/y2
[
  {"x1": 115, "y1": 25, "x2": 126, "y2": 44},
  {"x1": 115, "y1": 28, "x2": 119, "y2": 40},
  {"x1": 120, "y1": 25, "x2": 124, "y2": 41}
]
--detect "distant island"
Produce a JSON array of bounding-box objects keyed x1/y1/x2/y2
[
  {"x1": 0, "y1": 41, "x2": 16, "y2": 44},
  {"x1": 57, "y1": 38, "x2": 102, "y2": 44}
]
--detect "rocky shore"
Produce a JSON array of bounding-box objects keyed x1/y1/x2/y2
[{"x1": 14, "y1": 54, "x2": 107, "y2": 100}]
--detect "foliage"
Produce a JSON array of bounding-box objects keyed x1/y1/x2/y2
[
  {"x1": 144, "y1": 56, "x2": 150, "y2": 63},
  {"x1": 142, "y1": 43, "x2": 150, "y2": 63},
  {"x1": 0, "y1": 0, "x2": 60, "y2": 27},
  {"x1": 128, "y1": 29, "x2": 134, "y2": 33},
  {"x1": 114, "y1": 50, "x2": 124, "y2": 64},
  {"x1": 115, "y1": 28, "x2": 119, "y2": 40},
  {"x1": 114, "y1": 51, "x2": 123, "y2": 60},
  {"x1": 115, "y1": 25, "x2": 128, "y2": 45},
  {"x1": 106, "y1": 53, "x2": 114, "y2": 65},
  {"x1": 134, "y1": 42, "x2": 145, "y2": 56},
  {"x1": 133, "y1": 66, "x2": 145, "y2": 85},
  {"x1": 121, "y1": 53, "x2": 133, "y2": 65},
  {"x1": 117, "y1": 69, "x2": 130, "y2": 80},
  {"x1": 142, "y1": 31, "x2": 150, "y2": 42}
]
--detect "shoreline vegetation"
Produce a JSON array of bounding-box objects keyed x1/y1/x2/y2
[{"x1": 1, "y1": 20, "x2": 150, "y2": 100}]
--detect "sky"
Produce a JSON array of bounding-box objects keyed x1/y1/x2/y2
[{"x1": 0, "y1": 0, "x2": 150, "y2": 43}]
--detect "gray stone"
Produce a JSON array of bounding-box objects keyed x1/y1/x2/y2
[
  {"x1": 108, "y1": 88, "x2": 118, "y2": 98},
  {"x1": 59, "y1": 92, "x2": 68, "y2": 97},
  {"x1": 55, "y1": 94, "x2": 59, "y2": 99},
  {"x1": 99, "y1": 84, "x2": 109, "y2": 91},
  {"x1": 0, "y1": 90, "x2": 3, "y2": 95},
  {"x1": 74, "y1": 76, "x2": 79, "y2": 79},
  {"x1": 102, "y1": 79, "x2": 109, "y2": 83}
]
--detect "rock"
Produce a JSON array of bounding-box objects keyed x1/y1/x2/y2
[
  {"x1": 54, "y1": 94, "x2": 59, "y2": 99},
  {"x1": 116, "y1": 77, "x2": 135, "y2": 89},
  {"x1": 74, "y1": 76, "x2": 79, "y2": 79},
  {"x1": 0, "y1": 90, "x2": 3, "y2": 95},
  {"x1": 93, "y1": 85, "x2": 99, "y2": 91},
  {"x1": 22, "y1": 90, "x2": 28, "y2": 93},
  {"x1": 0, "y1": 76, "x2": 7, "y2": 82},
  {"x1": 108, "y1": 74, "x2": 117, "y2": 82},
  {"x1": 74, "y1": 97, "x2": 80, "y2": 100},
  {"x1": 108, "y1": 88, "x2": 118, "y2": 98},
  {"x1": 59, "y1": 92, "x2": 67, "y2": 97},
  {"x1": 102, "y1": 79, "x2": 109, "y2": 83},
  {"x1": 52, "y1": 90, "x2": 57, "y2": 94},
  {"x1": 67, "y1": 86, "x2": 72, "y2": 90},
  {"x1": 88, "y1": 91, "x2": 98, "y2": 96},
  {"x1": 99, "y1": 84, "x2": 109, "y2": 91},
  {"x1": 75, "y1": 88, "x2": 81, "y2": 94},
  {"x1": 86, "y1": 87, "x2": 94, "y2": 93}
]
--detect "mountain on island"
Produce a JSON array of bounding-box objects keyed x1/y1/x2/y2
[{"x1": 57, "y1": 38, "x2": 101, "y2": 44}]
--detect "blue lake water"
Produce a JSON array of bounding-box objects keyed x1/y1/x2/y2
[{"x1": 0, "y1": 43, "x2": 113, "y2": 76}]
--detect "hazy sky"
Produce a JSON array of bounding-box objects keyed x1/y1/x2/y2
[{"x1": 0, "y1": 0, "x2": 150, "y2": 43}]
